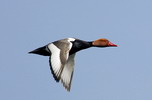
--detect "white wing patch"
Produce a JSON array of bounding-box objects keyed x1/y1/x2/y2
[
  {"x1": 48, "y1": 39, "x2": 76, "y2": 91},
  {"x1": 48, "y1": 43, "x2": 62, "y2": 79},
  {"x1": 61, "y1": 54, "x2": 76, "y2": 91}
]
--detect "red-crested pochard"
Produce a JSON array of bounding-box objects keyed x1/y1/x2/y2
[{"x1": 29, "y1": 38, "x2": 117, "y2": 91}]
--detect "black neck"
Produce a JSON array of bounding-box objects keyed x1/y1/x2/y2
[{"x1": 69, "y1": 40, "x2": 93, "y2": 55}]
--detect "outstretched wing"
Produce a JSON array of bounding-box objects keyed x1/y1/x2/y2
[
  {"x1": 61, "y1": 54, "x2": 76, "y2": 91},
  {"x1": 48, "y1": 40, "x2": 73, "y2": 82}
]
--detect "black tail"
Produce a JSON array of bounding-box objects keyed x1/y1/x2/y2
[{"x1": 29, "y1": 46, "x2": 50, "y2": 56}]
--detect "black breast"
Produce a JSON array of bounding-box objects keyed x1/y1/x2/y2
[{"x1": 69, "y1": 39, "x2": 92, "y2": 55}]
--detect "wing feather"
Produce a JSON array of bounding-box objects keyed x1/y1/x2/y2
[
  {"x1": 48, "y1": 39, "x2": 73, "y2": 82},
  {"x1": 48, "y1": 43, "x2": 63, "y2": 81},
  {"x1": 61, "y1": 54, "x2": 76, "y2": 91}
]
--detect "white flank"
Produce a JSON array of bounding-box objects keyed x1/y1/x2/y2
[
  {"x1": 61, "y1": 53, "x2": 76, "y2": 91},
  {"x1": 48, "y1": 43, "x2": 62, "y2": 78}
]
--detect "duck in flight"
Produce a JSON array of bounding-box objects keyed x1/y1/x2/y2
[{"x1": 29, "y1": 38, "x2": 117, "y2": 91}]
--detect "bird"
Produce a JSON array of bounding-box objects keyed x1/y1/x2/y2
[{"x1": 29, "y1": 38, "x2": 117, "y2": 91}]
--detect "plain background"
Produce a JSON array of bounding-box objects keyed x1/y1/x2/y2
[{"x1": 0, "y1": 0, "x2": 152, "y2": 100}]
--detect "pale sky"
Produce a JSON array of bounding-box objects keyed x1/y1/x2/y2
[{"x1": 0, "y1": 0, "x2": 152, "y2": 100}]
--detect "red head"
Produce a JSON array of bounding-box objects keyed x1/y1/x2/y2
[{"x1": 92, "y1": 38, "x2": 117, "y2": 47}]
